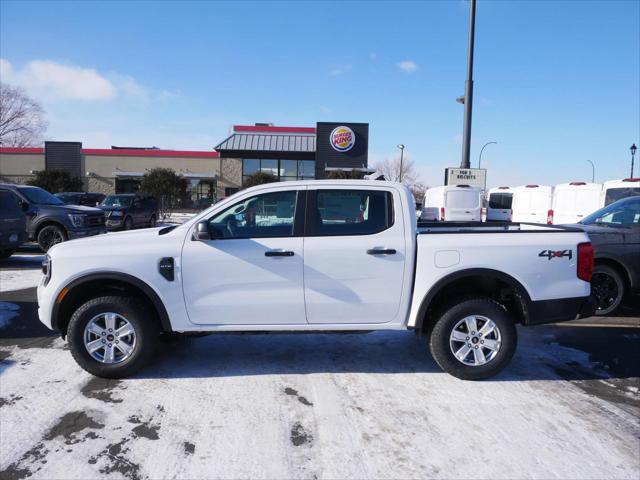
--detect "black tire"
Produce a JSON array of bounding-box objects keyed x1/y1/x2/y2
[
  {"x1": 67, "y1": 295, "x2": 159, "y2": 378},
  {"x1": 149, "y1": 214, "x2": 157, "y2": 227},
  {"x1": 124, "y1": 216, "x2": 134, "y2": 230},
  {"x1": 592, "y1": 265, "x2": 625, "y2": 316},
  {"x1": 429, "y1": 297, "x2": 517, "y2": 380},
  {"x1": 0, "y1": 249, "x2": 15, "y2": 259},
  {"x1": 37, "y1": 224, "x2": 67, "y2": 252}
]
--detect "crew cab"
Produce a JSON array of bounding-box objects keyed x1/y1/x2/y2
[{"x1": 37, "y1": 181, "x2": 596, "y2": 380}]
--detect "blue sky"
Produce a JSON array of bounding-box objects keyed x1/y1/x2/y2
[{"x1": 1, "y1": 0, "x2": 638, "y2": 187}]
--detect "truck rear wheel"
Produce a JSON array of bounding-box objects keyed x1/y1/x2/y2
[
  {"x1": 67, "y1": 295, "x2": 159, "y2": 378},
  {"x1": 429, "y1": 297, "x2": 517, "y2": 380},
  {"x1": 591, "y1": 265, "x2": 624, "y2": 316}
]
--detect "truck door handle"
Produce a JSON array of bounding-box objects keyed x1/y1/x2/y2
[
  {"x1": 367, "y1": 248, "x2": 397, "y2": 255},
  {"x1": 265, "y1": 250, "x2": 294, "y2": 257}
]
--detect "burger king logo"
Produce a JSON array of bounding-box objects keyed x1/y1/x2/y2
[{"x1": 330, "y1": 126, "x2": 355, "y2": 152}]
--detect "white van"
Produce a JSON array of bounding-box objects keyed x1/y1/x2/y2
[
  {"x1": 550, "y1": 182, "x2": 602, "y2": 224},
  {"x1": 511, "y1": 185, "x2": 553, "y2": 224},
  {"x1": 486, "y1": 186, "x2": 514, "y2": 221},
  {"x1": 420, "y1": 185, "x2": 482, "y2": 222},
  {"x1": 601, "y1": 178, "x2": 640, "y2": 206}
]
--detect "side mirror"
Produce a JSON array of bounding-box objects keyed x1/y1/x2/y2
[
  {"x1": 20, "y1": 201, "x2": 29, "y2": 212},
  {"x1": 192, "y1": 221, "x2": 211, "y2": 241}
]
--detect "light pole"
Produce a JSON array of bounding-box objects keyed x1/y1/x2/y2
[
  {"x1": 586, "y1": 160, "x2": 595, "y2": 183},
  {"x1": 631, "y1": 144, "x2": 637, "y2": 178},
  {"x1": 397, "y1": 144, "x2": 405, "y2": 182},
  {"x1": 460, "y1": 0, "x2": 477, "y2": 169},
  {"x1": 478, "y1": 141, "x2": 496, "y2": 168}
]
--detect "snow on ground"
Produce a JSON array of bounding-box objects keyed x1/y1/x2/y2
[
  {"x1": 0, "y1": 269, "x2": 42, "y2": 293},
  {"x1": 1, "y1": 329, "x2": 638, "y2": 480},
  {"x1": 159, "y1": 212, "x2": 197, "y2": 226}
]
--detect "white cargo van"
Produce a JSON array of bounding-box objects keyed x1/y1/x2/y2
[
  {"x1": 486, "y1": 186, "x2": 514, "y2": 221},
  {"x1": 420, "y1": 185, "x2": 482, "y2": 222},
  {"x1": 511, "y1": 185, "x2": 553, "y2": 224},
  {"x1": 550, "y1": 182, "x2": 602, "y2": 224},
  {"x1": 601, "y1": 178, "x2": 640, "y2": 206}
]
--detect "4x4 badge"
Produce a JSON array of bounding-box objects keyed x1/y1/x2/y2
[{"x1": 539, "y1": 249, "x2": 573, "y2": 260}]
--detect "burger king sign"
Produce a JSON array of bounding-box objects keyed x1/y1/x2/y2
[{"x1": 330, "y1": 126, "x2": 355, "y2": 152}]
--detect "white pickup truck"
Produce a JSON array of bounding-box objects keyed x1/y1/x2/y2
[{"x1": 37, "y1": 180, "x2": 596, "y2": 380}]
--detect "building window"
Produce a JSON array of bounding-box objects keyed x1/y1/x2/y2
[
  {"x1": 242, "y1": 159, "x2": 316, "y2": 185},
  {"x1": 115, "y1": 178, "x2": 141, "y2": 194},
  {"x1": 185, "y1": 179, "x2": 217, "y2": 210}
]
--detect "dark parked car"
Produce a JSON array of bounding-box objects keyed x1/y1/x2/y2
[
  {"x1": 0, "y1": 184, "x2": 106, "y2": 252},
  {"x1": 0, "y1": 190, "x2": 28, "y2": 258},
  {"x1": 99, "y1": 194, "x2": 158, "y2": 230},
  {"x1": 55, "y1": 192, "x2": 105, "y2": 206},
  {"x1": 576, "y1": 196, "x2": 640, "y2": 315}
]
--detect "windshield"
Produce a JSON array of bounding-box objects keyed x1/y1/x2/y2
[
  {"x1": 18, "y1": 187, "x2": 64, "y2": 205},
  {"x1": 101, "y1": 195, "x2": 133, "y2": 207},
  {"x1": 581, "y1": 197, "x2": 640, "y2": 227}
]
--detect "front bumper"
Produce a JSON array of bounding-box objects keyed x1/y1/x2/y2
[
  {"x1": 526, "y1": 295, "x2": 597, "y2": 326},
  {"x1": 105, "y1": 218, "x2": 125, "y2": 230},
  {"x1": 67, "y1": 227, "x2": 107, "y2": 239}
]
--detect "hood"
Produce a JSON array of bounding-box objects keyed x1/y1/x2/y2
[
  {"x1": 40, "y1": 204, "x2": 103, "y2": 214},
  {"x1": 99, "y1": 205, "x2": 126, "y2": 212},
  {"x1": 49, "y1": 227, "x2": 165, "y2": 254}
]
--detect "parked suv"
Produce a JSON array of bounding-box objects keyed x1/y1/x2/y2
[
  {"x1": 0, "y1": 184, "x2": 106, "y2": 252},
  {"x1": 56, "y1": 192, "x2": 106, "y2": 207},
  {"x1": 0, "y1": 190, "x2": 28, "y2": 258},
  {"x1": 99, "y1": 194, "x2": 158, "y2": 230}
]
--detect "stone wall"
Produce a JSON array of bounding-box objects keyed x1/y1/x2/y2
[
  {"x1": 0, "y1": 175, "x2": 35, "y2": 185},
  {"x1": 86, "y1": 176, "x2": 116, "y2": 195},
  {"x1": 220, "y1": 157, "x2": 242, "y2": 190}
]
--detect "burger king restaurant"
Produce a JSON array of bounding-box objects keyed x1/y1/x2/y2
[
  {"x1": 0, "y1": 121, "x2": 373, "y2": 204},
  {"x1": 215, "y1": 122, "x2": 373, "y2": 183}
]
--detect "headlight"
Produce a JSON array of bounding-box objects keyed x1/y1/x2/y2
[
  {"x1": 68, "y1": 214, "x2": 86, "y2": 227},
  {"x1": 42, "y1": 254, "x2": 52, "y2": 285},
  {"x1": 109, "y1": 211, "x2": 123, "y2": 218}
]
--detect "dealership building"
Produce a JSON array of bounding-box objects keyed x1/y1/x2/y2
[{"x1": 0, "y1": 122, "x2": 371, "y2": 207}]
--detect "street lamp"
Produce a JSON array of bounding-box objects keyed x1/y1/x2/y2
[
  {"x1": 586, "y1": 160, "x2": 595, "y2": 183},
  {"x1": 478, "y1": 141, "x2": 497, "y2": 168},
  {"x1": 397, "y1": 144, "x2": 405, "y2": 182},
  {"x1": 631, "y1": 144, "x2": 637, "y2": 178}
]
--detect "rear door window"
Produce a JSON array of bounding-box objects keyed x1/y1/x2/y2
[
  {"x1": 308, "y1": 190, "x2": 393, "y2": 236},
  {"x1": 604, "y1": 187, "x2": 640, "y2": 205},
  {"x1": 489, "y1": 193, "x2": 512, "y2": 209}
]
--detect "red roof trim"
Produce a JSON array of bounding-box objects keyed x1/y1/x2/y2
[
  {"x1": 0, "y1": 147, "x2": 43, "y2": 154},
  {"x1": 1, "y1": 147, "x2": 219, "y2": 158},
  {"x1": 83, "y1": 148, "x2": 219, "y2": 158},
  {"x1": 233, "y1": 125, "x2": 316, "y2": 134}
]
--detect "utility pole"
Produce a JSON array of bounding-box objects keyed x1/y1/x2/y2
[
  {"x1": 397, "y1": 144, "x2": 405, "y2": 182},
  {"x1": 586, "y1": 160, "x2": 595, "y2": 183},
  {"x1": 478, "y1": 141, "x2": 496, "y2": 168},
  {"x1": 460, "y1": 0, "x2": 477, "y2": 169},
  {"x1": 631, "y1": 144, "x2": 637, "y2": 178}
]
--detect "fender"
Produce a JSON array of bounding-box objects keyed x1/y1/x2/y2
[
  {"x1": 52, "y1": 271, "x2": 172, "y2": 332},
  {"x1": 414, "y1": 268, "x2": 533, "y2": 329},
  {"x1": 594, "y1": 253, "x2": 635, "y2": 290}
]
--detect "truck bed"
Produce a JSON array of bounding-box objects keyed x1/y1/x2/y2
[{"x1": 417, "y1": 221, "x2": 583, "y2": 234}]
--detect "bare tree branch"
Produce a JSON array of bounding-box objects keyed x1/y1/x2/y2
[{"x1": 0, "y1": 83, "x2": 47, "y2": 147}]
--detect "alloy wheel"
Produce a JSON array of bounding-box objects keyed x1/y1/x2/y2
[
  {"x1": 83, "y1": 312, "x2": 136, "y2": 364},
  {"x1": 449, "y1": 315, "x2": 502, "y2": 366}
]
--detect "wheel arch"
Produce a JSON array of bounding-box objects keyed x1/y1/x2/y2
[
  {"x1": 594, "y1": 256, "x2": 631, "y2": 291},
  {"x1": 34, "y1": 219, "x2": 67, "y2": 238},
  {"x1": 414, "y1": 268, "x2": 533, "y2": 333},
  {"x1": 52, "y1": 272, "x2": 172, "y2": 336}
]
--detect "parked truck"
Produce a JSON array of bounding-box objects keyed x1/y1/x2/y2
[{"x1": 37, "y1": 181, "x2": 596, "y2": 380}]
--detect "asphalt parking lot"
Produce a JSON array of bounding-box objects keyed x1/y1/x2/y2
[{"x1": 1, "y1": 250, "x2": 639, "y2": 480}]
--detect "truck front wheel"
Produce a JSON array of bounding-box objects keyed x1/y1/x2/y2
[
  {"x1": 429, "y1": 297, "x2": 517, "y2": 380},
  {"x1": 67, "y1": 295, "x2": 159, "y2": 378}
]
